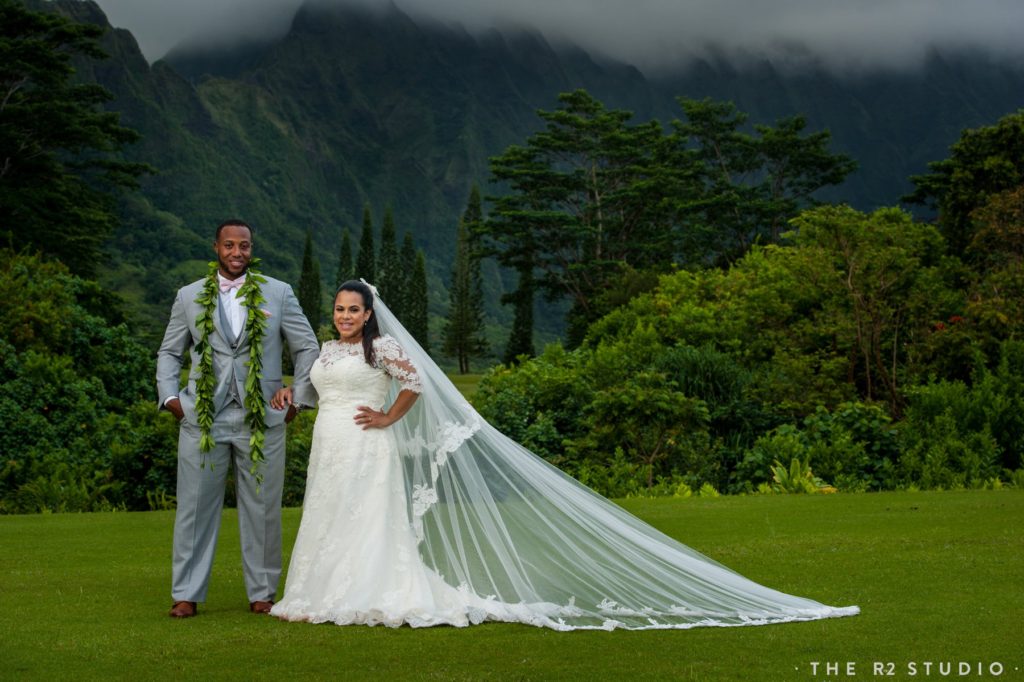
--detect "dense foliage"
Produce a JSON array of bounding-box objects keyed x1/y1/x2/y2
[
  {"x1": 483, "y1": 90, "x2": 855, "y2": 348},
  {"x1": 906, "y1": 110, "x2": 1024, "y2": 255},
  {"x1": 473, "y1": 204, "x2": 1024, "y2": 497},
  {"x1": 0, "y1": 0, "x2": 147, "y2": 276},
  {"x1": 0, "y1": 251, "x2": 166, "y2": 511},
  {"x1": 5, "y1": 0, "x2": 1024, "y2": 512}
]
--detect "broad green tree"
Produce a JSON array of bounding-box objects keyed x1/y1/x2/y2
[
  {"x1": 574, "y1": 372, "x2": 710, "y2": 489},
  {"x1": 486, "y1": 89, "x2": 674, "y2": 347},
  {"x1": 961, "y1": 187, "x2": 1024, "y2": 362},
  {"x1": 787, "y1": 206, "x2": 954, "y2": 415},
  {"x1": 484, "y1": 89, "x2": 854, "y2": 349},
  {"x1": 670, "y1": 97, "x2": 856, "y2": 262},
  {"x1": 0, "y1": 249, "x2": 163, "y2": 512},
  {"x1": 0, "y1": 0, "x2": 148, "y2": 276},
  {"x1": 905, "y1": 110, "x2": 1024, "y2": 255},
  {"x1": 968, "y1": 186, "x2": 1024, "y2": 269}
]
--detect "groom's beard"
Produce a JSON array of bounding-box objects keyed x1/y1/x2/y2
[{"x1": 218, "y1": 259, "x2": 249, "y2": 279}]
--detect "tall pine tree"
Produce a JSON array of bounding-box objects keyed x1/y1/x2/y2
[
  {"x1": 0, "y1": 0, "x2": 150, "y2": 276},
  {"x1": 503, "y1": 268, "x2": 534, "y2": 364},
  {"x1": 395, "y1": 231, "x2": 417, "y2": 321},
  {"x1": 406, "y1": 250, "x2": 430, "y2": 352},
  {"x1": 335, "y1": 227, "x2": 354, "y2": 287},
  {"x1": 355, "y1": 203, "x2": 376, "y2": 283},
  {"x1": 377, "y1": 207, "x2": 402, "y2": 305},
  {"x1": 298, "y1": 229, "x2": 322, "y2": 329},
  {"x1": 443, "y1": 187, "x2": 488, "y2": 373}
]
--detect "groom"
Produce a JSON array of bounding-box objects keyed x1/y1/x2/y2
[{"x1": 156, "y1": 219, "x2": 319, "y2": 618}]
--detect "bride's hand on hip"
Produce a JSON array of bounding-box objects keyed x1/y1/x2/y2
[
  {"x1": 271, "y1": 386, "x2": 293, "y2": 410},
  {"x1": 355, "y1": 405, "x2": 391, "y2": 430}
]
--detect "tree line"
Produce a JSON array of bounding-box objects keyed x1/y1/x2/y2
[
  {"x1": 3, "y1": 0, "x2": 1023, "y2": 511},
  {"x1": 471, "y1": 108, "x2": 1024, "y2": 496},
  {"x1": 297, "y1": 204, "x2": 430, "y2": 350}
]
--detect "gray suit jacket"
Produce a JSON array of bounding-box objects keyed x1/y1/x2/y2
[{"x1": 156, "y1": 275, "x2": 319, "y2": 427}]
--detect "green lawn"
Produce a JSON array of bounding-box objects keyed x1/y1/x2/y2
[
  {"x1": 447, "y1": 372, "x2": 484, "y2": 398},
  {"x1": 1, "y1": 491, "x2": 1021, "y2": 681}
]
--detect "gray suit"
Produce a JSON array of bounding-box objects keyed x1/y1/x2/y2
[{"x1": 156, "y1": 274, "x2": 319, "y2": 603}]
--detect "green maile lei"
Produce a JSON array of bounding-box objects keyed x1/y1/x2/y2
[{"x1": 193, "y1": 258, "x2": 270, "y2": 489}]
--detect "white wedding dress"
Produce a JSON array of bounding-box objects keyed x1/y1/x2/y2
[
  {"x1": 272, "y1": 337, "x2": 501, "y2": 627},
  {"x1": 272, "y1": 293, "x2": 859, "y2": 630}
]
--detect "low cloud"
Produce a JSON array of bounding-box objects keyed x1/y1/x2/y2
[{"x1": 94, "y1": 0, "x2": 1024, "y2": 72}]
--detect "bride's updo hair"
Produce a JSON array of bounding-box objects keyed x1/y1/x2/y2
[{"x1": 336, "y1": 280, "x2": 380, "y2": 366}]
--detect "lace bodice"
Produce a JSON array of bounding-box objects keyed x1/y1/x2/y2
[{"x1": 311, "y1": 335, "x2": 422, "y2": 410}]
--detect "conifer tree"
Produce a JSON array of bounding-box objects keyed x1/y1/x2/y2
[
  {"x1": 355, "y1": 203, "x2": 376, "y2": 283},
  {"x1": 405, "y1": 250, "x2": 430, "y2": 352},
  {"x1": 0, "y1": 0, "x2": 150, "y2": 276},
  {"x1": 443, "y1": 187, "x2": 489, "y2": 373},
  {"x1": 298, "y1": 229, "x2": 322, "y2": 329},
  {"x1": 395, "y1": 231, "x2": 417, "y2": 321},
  {"x1": 503, "y1": 268, "x2": 534, "y2": 364},
  {"x1": 377, "y1": 207, "x2": 402, "y2": 305},
  {"x1": 336, "y1": 227, "x2": 354, "y2": 287}
]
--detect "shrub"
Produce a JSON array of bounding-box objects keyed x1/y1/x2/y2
[
  {"x1": 898, "y1": 411, "x2": 1001, "y2": 490},
  {"x1": 473, "y1": 344, "x2": 592, "y2": 466},
  {"x1": 736, "y1": 402, "x2": 898, "y2": 492},
  {"x1": 768, "y1": 458, "x2": 832, "y2": 494}
]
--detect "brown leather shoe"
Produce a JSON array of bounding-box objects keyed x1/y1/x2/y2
[
  {"x1": 169, "y1": 601, "x2": 197, "y2": 618},
  {"x1": 249, "y1": 600, "x2": 274, "y2": 614}
]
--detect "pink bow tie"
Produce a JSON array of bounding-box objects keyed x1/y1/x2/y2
[{"x1": 219, "y1": 275, "x2": 246, "y2": 293}]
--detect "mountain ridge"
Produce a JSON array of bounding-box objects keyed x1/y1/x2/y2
[{"x1": 29, "y1": 0, "x2": 1024, "y2": 346}]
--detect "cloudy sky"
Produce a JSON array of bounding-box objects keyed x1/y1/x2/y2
[{"x1": 92, "y1": 0, "x2": 1024, "y2": 72}]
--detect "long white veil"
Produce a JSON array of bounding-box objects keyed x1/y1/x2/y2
[{"x1": 370, "y1": 284, "x2": 858, "y2": 630}]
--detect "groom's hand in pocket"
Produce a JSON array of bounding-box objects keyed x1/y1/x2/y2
[{"x1": 165, "y1": 398, "x2": 184, "y2": 422}]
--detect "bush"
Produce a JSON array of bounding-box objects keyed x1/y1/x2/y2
[
  {"x1": 0, "y1": 251, "x2": 159, "y2": 513},
  {"x1": 474, "y1": 344, "x2": 593, "y2": 466},
  {"x1": 572, "y1": 448, "x2": 697, "y2": 499},
  {"x1": 901, "y1": 341, "x2": 1024, "y2": 474},
  {"x1": 898, "y1": 412, "x2": 1001, "y2": 489},
  {"x1": 735, "y1": 402, "x2": 898, "y2": 492},
  {"x1": 283, "y1": 411, "x2": 317, "y2": 507}
]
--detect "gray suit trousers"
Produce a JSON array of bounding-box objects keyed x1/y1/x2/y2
[{"x1": 171, "y1": 405, "x2": 286, "y2": 603}]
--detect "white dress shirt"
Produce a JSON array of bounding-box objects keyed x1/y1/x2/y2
[{"x1": 217, "y1": 272, "x2": 247, "y2": 339}]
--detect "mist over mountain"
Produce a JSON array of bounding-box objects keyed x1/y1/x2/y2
[
  {"x1": 97, "y1": 0, "x2": 1024, "y2": 75},
  {"x1": 34, "y1": 0, "x2": 1024, "y2": 345}
]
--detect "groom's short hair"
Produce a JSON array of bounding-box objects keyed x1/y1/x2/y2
[{"x1": 216, "y1": 219, "x2": 254, "y2": 241}]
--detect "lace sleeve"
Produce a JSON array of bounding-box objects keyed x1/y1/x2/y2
[{"x1": 374, "y1": 335, "x2": 423, "y2": 393}]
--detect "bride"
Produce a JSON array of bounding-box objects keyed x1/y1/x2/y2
[{"x1": 269, "y1": 280, "x2": 858, "y2": 630}]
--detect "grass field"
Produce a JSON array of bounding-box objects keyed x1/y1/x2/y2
[
  {"x1": 1, "y1": 490, "x2": 1021, "y2": 681},
  {"x1": 447, "y1": 372, "x2": 484, "y2": 398}
]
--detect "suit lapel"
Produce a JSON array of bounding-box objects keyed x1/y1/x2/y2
[{"x1": 237, "y1": 303, "x2": 250, "y2": 346}]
